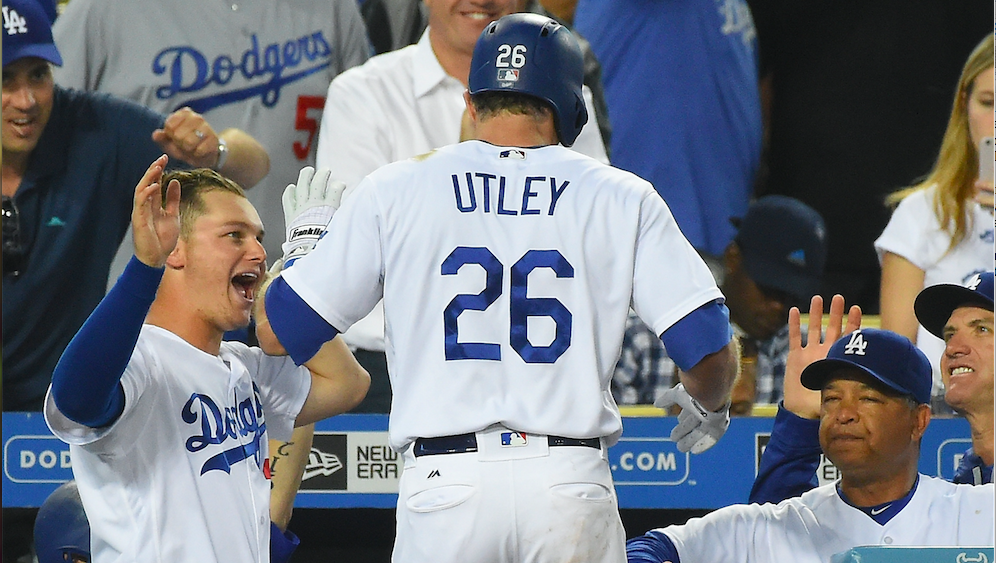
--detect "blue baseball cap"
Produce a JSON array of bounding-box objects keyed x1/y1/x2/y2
[
  {"x1": 914, "y1": 271, "x2": 995, "y2": 339},
  {"x1": 2, "y1": 0, "x2": 62, "y2": 68},
  {"x1": 800, "y1": 328, "x2": 932, "y2": 404},
  {"x1": 733, "y1": 195, "x2": 827, "y2": 301}
]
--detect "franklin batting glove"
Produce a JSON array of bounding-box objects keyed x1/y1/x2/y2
[
  {"x1": 278, "y1": 167, "x2": 345, "y2": 270},
  {"x1": 655, "y1": 383, "x2": 731, "y2": 454}
]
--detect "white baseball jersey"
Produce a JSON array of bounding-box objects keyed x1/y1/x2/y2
[
  {"x1": 315, "y1": 29, "x2": 609, "y2": 353},
  {"x1": 45, "y1": 325, "x2": 311, "y2": 563},
  {"x1": 875, "y1": 185, "x2": 996, "y2": 395},
  {"x1": 282, "y1": 141, "x2": 723, "y2": 451},
  {"x1": 52, "y1": 0, "x2": 371, "y2": 263},
  {"x1": 660, "y1": 476, "x2": 994, "y2": 562}
]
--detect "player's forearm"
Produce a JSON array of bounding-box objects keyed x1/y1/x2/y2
[
  {"x1": 217, "y1": 129, "x2": 270, "y2": 190},
  {"x1": 295, "y1": 337, "x2": 370, "y2": 426},
  {"x1": 269, "y1": 424, "x2": 315, "y2": 531},
  {"x1": 51, "y1": 256, "x2": 162, "y2": 427},
  {"x1": 679, "y1": 340, "x2": 738, "y2": 412}
]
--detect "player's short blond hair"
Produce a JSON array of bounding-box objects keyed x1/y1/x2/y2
[{"x1": 161, "y1": 169, "x2": 246, "y2": 239}]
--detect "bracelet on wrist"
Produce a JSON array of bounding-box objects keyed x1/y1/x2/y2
[{"x1": 214, "y1": 137, "x2": 229, "y2": 171}]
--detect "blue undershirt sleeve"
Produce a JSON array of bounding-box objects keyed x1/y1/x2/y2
[
  {"x1": 265, "y1": 276, "x2": 340, "y2": 366},
  {"x1": 626, "y1": 530, "x2": 681, "y2": 563},
  {"x1": 748, "y1": 403, "x2": 822, "y2": 504},
  {"x1": 659, "y1": 300, "x2": 732, "y2": 371},
  {"x1": 50, "y1": 256, "x2": 163, "y2": 428},
  {"x1": 269, "y1": 522, "x2": 301, "y2": 563}
]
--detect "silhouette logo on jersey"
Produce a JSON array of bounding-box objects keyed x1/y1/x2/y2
[
  {"x1": 181, "y1": 384, "x2": 268, "y2": 475},
  {"x1": 497, "y1": 69, "x2": 519, "y2": 82},
  {"x1": 501, "y1": 431, "x2": 528, "y2": 447}
]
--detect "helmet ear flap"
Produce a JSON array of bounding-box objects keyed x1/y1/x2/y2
[{"x1": 574, "y1": 95, "x2": 587, "y2": 128}]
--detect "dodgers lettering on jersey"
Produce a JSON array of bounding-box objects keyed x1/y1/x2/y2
[
  {"x1": 182, "y1": 383, "x2": 268, "y2": 475},
  {"x1": 451, "y1": 172, "x2": 570, "y2": 216},
  {"x1": 153, "y1": 32, "x2": 333, "y2": 113}
]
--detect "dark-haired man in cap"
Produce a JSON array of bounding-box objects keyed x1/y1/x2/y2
[
  {"x1": 613, "y1": 195, "x2": 827, "y2": 414},
  {"x1": 914, "y1": 271, "x2": 993, "y2": 484},
  {"x1": 627, "y1": 324, "x2": 994, "y2": 563},
  {"x1": 748, "y1": 273, "x2": 994, "y2": 506}
]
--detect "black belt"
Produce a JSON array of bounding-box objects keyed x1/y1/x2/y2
[{"x1": 413, "y1": 433, "x2": 601, "y2": 457}]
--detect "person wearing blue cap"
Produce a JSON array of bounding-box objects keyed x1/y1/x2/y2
[
  {"x1": 626, "y1": 304, "x2": 993, "y2": 563},
  {"x1": 747, "y1": 273, "x2": 993, "y2": 508},
  {"x1": 2, "y1": 0, "x2": 269, "y2": 413},
  {"x1": 33, "y1": 481, "x2": 90, "y2": 563}
]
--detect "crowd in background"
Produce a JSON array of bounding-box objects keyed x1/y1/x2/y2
[{"x1": 3, "y1": 0, "x2": 993, "y2": 561}]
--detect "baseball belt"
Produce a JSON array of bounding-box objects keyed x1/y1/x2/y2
[{"x1": 413, "y1": 432, "x2": 601, "y2": 457}]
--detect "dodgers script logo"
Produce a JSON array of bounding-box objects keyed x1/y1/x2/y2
[
  {"x1": 182, "y1": 383, "x2": 267, "y2": 475},
  {"x1": 152, "y1": 32, "x2": 332, "y2": 113}
]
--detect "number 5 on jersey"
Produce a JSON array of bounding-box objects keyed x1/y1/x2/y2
[{"x1": 442, "y1": 246, "x2": 572, "y2": 364}]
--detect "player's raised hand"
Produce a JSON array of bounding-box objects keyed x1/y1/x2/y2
[
  {"x1": 276, "y1": 166, "x2": 346, "y2": 270},
  {"x1": 152, "y1": 107, "x2": 222, "y2": 170},
  {"x1": 783, "y1": 295, "x2": 862, "y2": 419},
  {"x1": 132, "y1": 155, "x2": 180, "y2": 268},
  {"x1": 655, "y1": 383, "x2": 730, "y2": 454}
]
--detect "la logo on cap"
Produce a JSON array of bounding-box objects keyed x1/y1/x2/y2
[
  {"x1": 966, "y1": 273, "x2": 982, "y2": 291},
  {"x1": 843, "y1": 331, "x2": 868, "y2": 356},
  {"x1": 2, "y1": 6, "x2": 28, "y2": 35}
]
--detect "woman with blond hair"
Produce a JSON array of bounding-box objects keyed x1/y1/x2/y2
[{"x1": 875, "y1": 33, "x2": 995, "y2": 407}]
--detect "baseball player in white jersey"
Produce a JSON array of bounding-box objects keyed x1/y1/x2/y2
[
  {"x1": 264, "y1": 14, "x2": 739, "y2": 562},
  {"x1": 44, "y1": 159, "x2": 369, "y2": 562},
  {"x1": 51, "y1": 0, "x2": 370, "y2": 265},
  {"x1": 313, "y1": 0, "x2": 609, "y2": 402},
  {"x1": 627, "y1": 323, "x2": 995, "y2": 563}
]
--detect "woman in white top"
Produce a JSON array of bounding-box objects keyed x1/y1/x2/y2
[{"x1": 875, "y1": 33, "x2": 995, "y2": 400}]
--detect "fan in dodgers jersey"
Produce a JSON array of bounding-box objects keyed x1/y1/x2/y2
[{"x1": 264, "y1": 13, "x2": 739, "y2": 563}]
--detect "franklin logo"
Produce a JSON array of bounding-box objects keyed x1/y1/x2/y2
[
  {"x1": 497, "y1": 69, "x2": 519, "y2": 82},
  {"x1": 290, "y1": 225, "x2": 324, "y2": 240},
  {"x1": 2, "y1": 6, "x2": 27, "y2": 34},
  {"x1": 956, "y1": 552, "x2": 989, "y2": 563},
  {"x1": 843, "y1": 331, "x2": 867, "y2": 356},
  {"x1": 152, "y1": 32, "x2": 333, "y2": 113}
]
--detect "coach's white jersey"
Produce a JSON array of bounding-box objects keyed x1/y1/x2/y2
[
  {"x1": 282, "y1": 141, "x2": 723, "y2": 451},
  {"x1": 45, "y1": 325, "x2": 311, "y2": 563},
  {"x1": 662, "y1": 476, "x2": 995, "y2": 562}
]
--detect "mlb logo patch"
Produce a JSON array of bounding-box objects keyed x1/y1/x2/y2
[
  {"x1": 499, "y1": 149, "x2": 526, "y2": 160},
  {"x1": 497, "y1": 69, "x2": 519, "y2": 82},
  {"x1": 501, "y1": 432, "x2": 528, "y2": 447}
]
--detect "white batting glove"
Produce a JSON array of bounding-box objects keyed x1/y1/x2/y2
[
  {"x1": 278, "y1": 167, "x2": 345, "y2": 270},
  {"x1": 654, "y1": 383, "x2": 731, "y2": 454}
]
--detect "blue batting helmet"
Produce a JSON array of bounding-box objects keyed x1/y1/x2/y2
[
  {"x1": 468, "y1": 13, "x2": 588, "y2": 147},
  {"x1": 34, "y1": 481, "x2": 90, "y2": 563}
]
